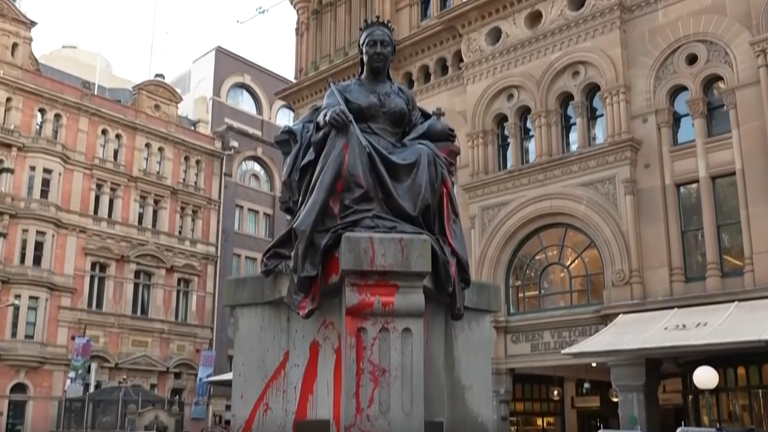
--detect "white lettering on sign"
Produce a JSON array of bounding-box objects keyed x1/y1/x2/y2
[{"x1": 505, "y1": 325, "x2": 604, "y2": 356}]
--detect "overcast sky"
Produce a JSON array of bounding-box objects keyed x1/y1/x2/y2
[{"x1": 21, "y1": 0, "x2": 297, "y2": 83}]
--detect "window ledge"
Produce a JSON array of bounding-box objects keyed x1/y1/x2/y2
[{"x1": 496, "y1": 304, "x2": 604, "y2": 329}]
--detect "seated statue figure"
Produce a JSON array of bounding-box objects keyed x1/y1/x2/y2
[{"x1": 261, "y1": 16, "x2": 471, "y2": 320}]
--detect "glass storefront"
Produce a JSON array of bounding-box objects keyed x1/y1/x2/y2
[
  {"x1": 684, "y1": 358, "x2": 768, "y2": 429},
  {"x1": 509, "y1": 374, "x2": 564, "y2": 432}
]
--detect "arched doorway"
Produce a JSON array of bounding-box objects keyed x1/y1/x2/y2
[{"x1": 5, "y1": 383, "x2": 29, "y2": 432}]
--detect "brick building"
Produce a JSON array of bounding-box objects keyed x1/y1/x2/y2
[
  {"x1": 0, "y1": 1, "x2": 222, "y2": 431},
  {"x1": 172, "y1": 47, "x2": 293, "y2": 424}
]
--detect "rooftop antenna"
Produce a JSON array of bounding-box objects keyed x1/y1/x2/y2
[
  {"x1": 147, "y1": 0, "x2": 160, "y2": 79},
  {"x1": 237, "y1": 0, "x2": 286, "y2": 25}
]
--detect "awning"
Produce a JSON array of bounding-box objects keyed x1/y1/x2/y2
[
  {"x1": 205, "y1": 372, "x2": 233, "y2": 386},
  {"x1": 562, "y1": 299, "x2": 768, "y2": 357}
]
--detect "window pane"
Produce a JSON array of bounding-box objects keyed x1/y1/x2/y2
[
  {"x1": 262, "y1": 214, "x2": 272, "y2": 238},
  {"x1": 682, "y1": 230, "x2": 706, "y2": 279},
  {"x1": 719, "y1": 223, "x2": 744, "y2": 274},
  {"x1": 247, "y1": 210, "x2": 257, "y2": 234},
  {"x1": 713, "y1": 176, "x2": 739, "y2": 224},
  {"x1": 232, "y1": 255, "x2": 240, "y2": 276},
  {"x1": 678, "y1": 183, "x2": 702, "y2": 230}
]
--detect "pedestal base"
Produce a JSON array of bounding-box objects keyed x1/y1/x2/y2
[{"x1": 222, "y1": 233, "x2": 501, "y2": 432}]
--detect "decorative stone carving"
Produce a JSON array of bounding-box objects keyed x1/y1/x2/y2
[
  {"x1": 481, "y1": 202, "x2": 508, "y2": 233},
  {"x1": 655, "y1": 108, "x2": 673, "y2": 127},
  {"x1": 654, "y1": 40, "x2": 734, "y2": 94},
  {"x1": 722, "y1": 90, "x2": 737, "y2": 110},
  {"x1": 686, "y1": 98, "x2": 706, "y2": 119},
  {"x1": 547, "y1": 111, "x2": 560, "y2": 126},
  {"x1": 466, "y1": 145, "x2": 637, "y2": 199},
  {"x1": 580, "y1": 177, "x2": 618, "y2": 209},
  {"x1": 469, "y1": 216, "x2": 476, "y2": 230},
  {"x1": 703, "y1": 41, "x2": 733, "y2": 69},
  {"x1": 622, "y1": 180, "x2": 636, "y2": 196},
  {"x1": 612, "y1": 269, "x2": 628, "y2": 285},
  {"x1": 570, "y1": 101, "x2": 586, "y2": 117}
]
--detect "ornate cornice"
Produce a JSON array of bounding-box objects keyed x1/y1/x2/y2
[{"x1": 461, "y1": 139, "x2": 640, "y2": 200}]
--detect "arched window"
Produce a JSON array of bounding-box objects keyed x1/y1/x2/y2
[
  {"x1": 560, "y1": 95, "x2": 578, "y2": 153},
  {"x1": 672, "y1": 88, "x2": 695, "y2": 145},
  {"x1": 194, "y1": 160, "x2": 202, "y2": 186},
  {"x1": 704, "y1": 78, "x2": 730, "y2": 137},
  {"x1": 181, "y1": 156, "x2": 190, "y2": 183},
  {"x1": 35, "y1": 109, "x2": 46, "y2": 136},
  {"x1": 520, "y1": 109, "x2": 535, "y2": 165},
  {"x1": 142, "y1": 143, "x2": 151, "y2": 171},
  {"x1": 496, "y1": 115, "x2": 511, "y2": 171},
  {"x1": 2, "y1": 97, "x2": 11, "y2": 127},
  {"x1": 113, "y1": 134, "x2": 123, "y2": 163},
  {"x1": 237, "y1": 158, "x2": 272, "y2": 192},
  {"x1": 226, "y1": 85, "x2": 261, "y2": 116},
  {"x1": 156, "y1": 147, "x2": 165, "y2": 175},
  {"x1": 506, "y1": 225, "x2": 604, "y2": 314},
  {"x1": 52, "y1": 114, "x2": 62, "y2": 141},
  {"x1": 98, "y1": 129, "x2": 108, "y2": 158},
  {"x1": 275, "y1": 106, "x2": 295, "y2": 127},
  {"x1": 586, "y1": 88, "x2": 605, "y2": 146},
  {"x1": 6, "y1": 383, "x2": 28, "y2": 432}
]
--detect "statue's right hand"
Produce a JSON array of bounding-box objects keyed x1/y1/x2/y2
[{"x1": 326, "y1": 107, "x2": 352, "y2": 130}]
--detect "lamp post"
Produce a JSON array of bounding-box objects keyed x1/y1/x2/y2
[{"x1": 693, "y1": 365, "x2": 719, "y2": 427}]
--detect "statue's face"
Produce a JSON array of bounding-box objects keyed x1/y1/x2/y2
[{"x1": 362, "y1": 29, "x2": 393, "y2": 73}]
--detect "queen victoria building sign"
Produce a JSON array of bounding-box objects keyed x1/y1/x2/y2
[{"x1": 506, "y1": 325, "x2": 605, "y2": 356}]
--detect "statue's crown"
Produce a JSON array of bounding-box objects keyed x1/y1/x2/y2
[{"x1": 360, "y1": 15, "x2": 394, "y2": 35}]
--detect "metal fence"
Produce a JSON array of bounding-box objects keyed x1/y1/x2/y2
[{"x1": 55, "y1": 391, "x2": 184, "y2": 432}]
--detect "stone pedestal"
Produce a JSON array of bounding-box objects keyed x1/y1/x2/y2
[{"x1": 222, "y1": 232, "x2": 501, "y2": 432}]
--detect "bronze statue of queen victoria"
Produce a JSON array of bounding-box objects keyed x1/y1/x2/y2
[{"x1": 261, "y1": 17, "x2": 471, "y2": 320}]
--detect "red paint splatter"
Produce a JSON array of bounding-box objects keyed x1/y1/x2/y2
[
  {"x1": 332, "y1": 332, "x2": 342, "y2": 432},
  {"x1": 298, "y1": 251, "x2": 340, "y2": 317},
  {"x1": 330, "y1": 142, "x2": 349, "y2": 219},
  {"x1": 242, "y1": 350, "x2": 290, "y2": 432},
  {"x1": 293, "y1": 340, "x2": 322, "y2": 428},
  {"x1": 346, "y1": 283, "x2": 399, "y2": 317}
]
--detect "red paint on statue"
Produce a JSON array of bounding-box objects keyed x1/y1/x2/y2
[{"x1": 294, "y1": 339, "x2": 322, "y2": 427}]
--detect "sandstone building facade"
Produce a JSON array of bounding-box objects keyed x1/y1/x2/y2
[
  {"x1": 279, "y1": 0, "x2": 768, "y2": 431},
  {"x1": 0, "y1": 1, "x2": 222, "y2": 430}
]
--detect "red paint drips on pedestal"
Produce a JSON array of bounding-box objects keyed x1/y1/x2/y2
[
  {"x1": 242, "y1": 350, "x2": 290, "y2": 432},
  {"x1": 293, "y1": 340, "x2": 322, "y2": 428}
]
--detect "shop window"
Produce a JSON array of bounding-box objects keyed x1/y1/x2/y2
[
  {"x1": 509, "y1": 374, "x2": 563, "y2": 432},
  {"x1": 506, "y1": 225, "x2": 604, "y2": 314},
  {"x1": 686, "y1": 362, "x2": 768, "y2": 429}
]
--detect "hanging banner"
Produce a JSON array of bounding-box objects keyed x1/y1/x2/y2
[
  {"x1": 191, "y1": 349, "x2": 215, "y2": 419},
  {"x1": 66, "y1": 336, "x2": 92, "y2": 397}
]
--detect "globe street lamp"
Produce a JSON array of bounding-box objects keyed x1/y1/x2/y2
[{"x1": 693, "y1": 365, "x2": 719, "y2": 427}]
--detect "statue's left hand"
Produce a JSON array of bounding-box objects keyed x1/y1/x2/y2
[{"x1": 427, "y1": 121, "x2": 457, "y2": 143}]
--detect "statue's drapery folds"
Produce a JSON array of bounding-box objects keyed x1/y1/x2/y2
[{"x1": 262, "y1": 17, "x2": 471, "y2": 320}]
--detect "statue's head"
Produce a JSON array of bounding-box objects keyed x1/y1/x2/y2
[{"x1": 358, "y1": 16, "x2": 395, "y2": 80}]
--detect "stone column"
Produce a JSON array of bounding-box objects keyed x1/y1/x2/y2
[
  {"x1": 533, "y1": 112, "x2": 549, "y2": 160},
  {"x1": 506, "y1": 121, "x2": 520, "y2": 168},
  {"x1": 98, "y1": 182, "x2": 110, "y2": 218},
  {"x1": 114, "y1": 188, "x2": 123, "y2": 222},
  {"x1": 600, "y1": 92, "x2": 615, "y2": 141},
  {"x1": 722, "y1": 90, "x2": 755, "y2": 287},
  {"x1": 339, "y1": 232, "x2": 429, "y2": 431},
  {"x1": 532, "y1": 114, "x2": 543, "y2": 161},
  {"x1": 609, "y1": 360, "x2": 661, "y2": 432},
  {"x1": 548, "y1": 110, "x2": 561, "y2": 157},
  {"x1": 754, "y1": 49, "x2": 768, "y2": 151},
  {"x1": 469, "y1": 133, "x2": 478, "y2": 178},
  {"x1": 622, "y1": 180, "x2": 644, "y2": 298},
  {"x1": 611, "y1": 89, "x2": 622, "y2": 139},
  {"x1": 478, "y1": 133, "x2": 488, "y2": 175},
  {"x1": 656, "y1": 108, "x2": 685, "y2": 295},
  {"x1": 618, "y1": 87, "x2": 630, "y2": 138},
  {"x1": 183, "y1": 208, "x2": 193, "y2": 237},
  {"x1": 687, "y1": 97, "x2": 722, "y2": 292},
  {"x1": 143, "y1": 198, "x2": 154, "y2": 228},
  {"x1": 571, "y1": 101, "x2": 586, "y2": 151},
  {"x1": 492, "y1": 369, "x2": 513, "y2": 432}
]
